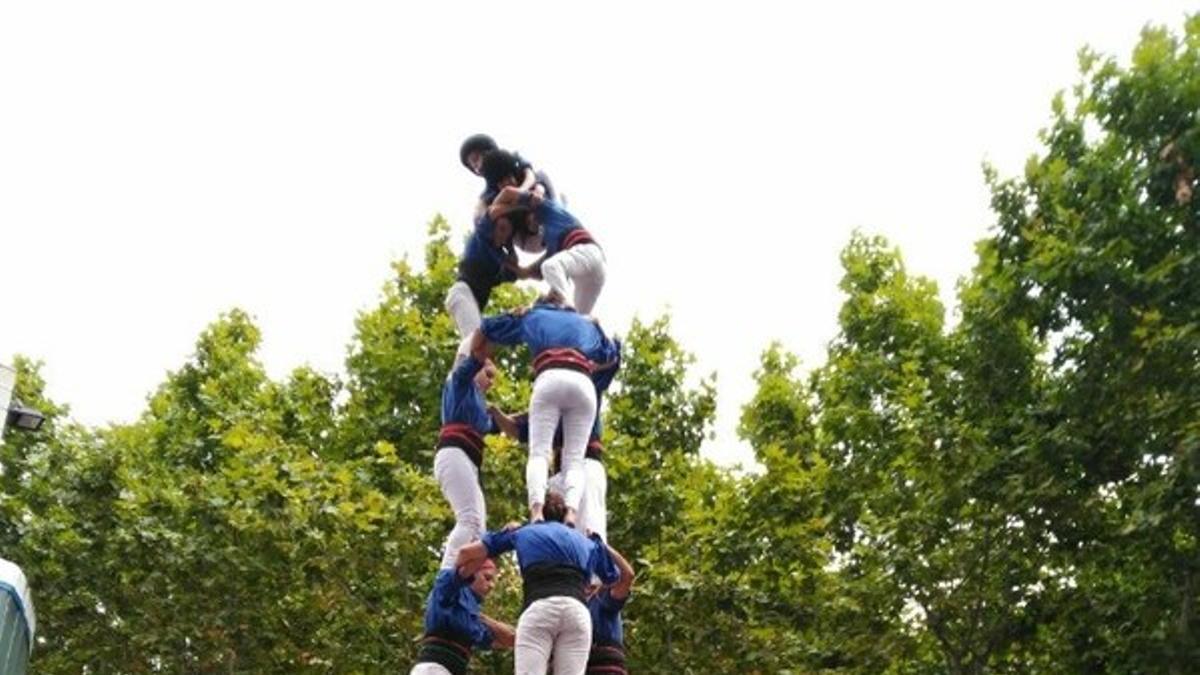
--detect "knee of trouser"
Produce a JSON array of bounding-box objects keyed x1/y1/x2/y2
[
  {"x1": 540, "y1": 256, "x2": 565, "y2": 282},
  {"x1": 458, "y1": 508, "x2": 484, "y2": 532},
  {"x1": 585, "y1": 245, "x2": 607, "y2": 274},
  {"x1": 592, "y1": 259, "x2": 608, "y2": 284},
  {"x1": 453, "y1": 335, "x2": 473, "y2": 362},
  {"x1": 444, "y1": 282, "x2": 461, "y2": 309},
  {"x1": 526, "y1": 436, "x2": 554, "y2": 461}
]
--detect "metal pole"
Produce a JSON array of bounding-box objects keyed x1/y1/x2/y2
[{"x1": 0, "y1": 364, "x2": 16, "y2": 443}]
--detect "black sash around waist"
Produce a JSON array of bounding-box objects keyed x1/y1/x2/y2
[
  {"x1": 562, "y1": 228, "x2": 598, "y2": 251},
  {"x1": 415, "y1": 630, "x2": 474, "y2": 675},
  {"x1": 521, "y1": 562, "x2": 587, "y2": 611},
  {"x1": 587, "y1": 639, "x2": 628, "y2": 674},
  {"x1": 438, "y1": 423, "x2": 485, "y2": 469},
  {"x1": 533, "y1": 348, "x2": 595, "y2": 379}
]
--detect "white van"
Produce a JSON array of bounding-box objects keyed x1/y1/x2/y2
[{"x1": 0, "y1": 558, "x2": 34, "y2": 674}]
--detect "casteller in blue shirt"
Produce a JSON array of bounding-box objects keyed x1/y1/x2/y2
[
  {"x1": 586, "y1": 588, "x2": 629, "y2": 674},
  {"x1": 584, "y1": 539, "x2": 635, "y2": 674},
  {"x1": 413, "y1": 562, "x2": 500, "y2": 675},
  {"x1": 437, "y1": 355, "x2": 499, "y2": 470}
]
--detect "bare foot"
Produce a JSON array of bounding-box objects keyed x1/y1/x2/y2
[{"x1": 530, "y1": 503, "x2": 544, "y2": 523}]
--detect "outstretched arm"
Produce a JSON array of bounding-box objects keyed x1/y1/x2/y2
[
  {"x1": 607, "y1": 543, "x2": 636, "y2": 600},
  {"x1": 469, "y1": 328, "x2": 492, "y2": 364},
  {"x1": 491, "y1": 185, "x2": 519, "y2": 209},
  {"x1": 458, "y1": 525, "x2": 519, "y2": 577},
  {"x1": 487, "y1": 187, "x2": 521, "y2": 222},
  {"x1": 492, "y1": 185, "x2": 545, "y2": 211},
  {"x1": 449, "y1": 351, "x2": 484, "y2": 389},
  {"x1": 456, "y1": 540, "x2": 490, "y2": 578},
  {"x1": 518, "y1": 169, "x2": 548, "y2": 199},
  {"x1": 518, "y1": 166, "x2": 538, "y2": 191},
  {"x1": 480, "y1": 614, "x2": 516, "y2": 649},
  {"x1": 489, "y1": 407, "x2": 521, "y2": 441}
]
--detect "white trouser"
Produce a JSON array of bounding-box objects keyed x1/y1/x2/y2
[
  {"x1": 549, "y1": 458, "x2": 607, "y2": 542},
  {"x1": 540, "y1": 243, "x2": 606, "y2": 315},
  {"x1": 445, "y1": 281, "x2": 482, "y2": 338},
  {"x1": 434, "y1": 446, "x2": 486, "y2": 570},
  {"x1": 410, "y1": 663, "x2": 452, "y2": 675},
  {"x1": 515, "y1": 596, "x2": 592, "y2": 675},
  {"x1": 528, "y1": 370, "x2": 596, "y2": 511},
  {"x1": 453, "y1": 335, "x2": 474, "y2": 364}
]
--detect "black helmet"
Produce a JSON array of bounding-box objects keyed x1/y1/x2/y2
[{"x1": 460, "y1": 133, "x2": 498, "y2": 170}]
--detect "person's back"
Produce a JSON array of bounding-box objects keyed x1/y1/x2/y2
[
  {"x1": 486, "y1": 520, "x2": 599, "y2": 609},
  {"x1": 509, "y1": 521, "x2": 589, "y2": 565},
  {"x1": 518, "y1": 304, "x2": 606, "y2": 360},
  {"x1": 477, "y1": 301, "x2": 618, "y2": 527},
  {"x1": 534, "y1": 200, "x2": 589, "y2": 257}
]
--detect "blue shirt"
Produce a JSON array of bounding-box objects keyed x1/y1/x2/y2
[
  {"x1": 535, "y1": 200, "x2": 586, "y2": 256},
  {"x1": 589, "y1": 588, "x2": 627, "y2": 644},
  {"x1": 482, "y1": 522, "x2": 618, "y2": 584},
  {"x1": 441, "y1": 356, "x2": 498, "y2": 435},
  {"x1": 481, "y1": 304, "x2": 618, "y2": 362},
  {"x1": 422, "y1": 569, "x2": 494, "y2": 649},
  {"x1": 591, "y1": 336, "x2": 621, "y2": 394}
]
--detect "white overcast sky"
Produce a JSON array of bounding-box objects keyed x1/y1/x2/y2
[{"x1": 1, "y1": 2, "x2": 1193, "y2": 466}]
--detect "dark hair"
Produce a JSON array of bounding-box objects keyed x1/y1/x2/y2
[
  {"x1": 460, "y1": 134, "x2": 498, "y2": 169},
  {"x1": 500, "y1": 206, "x2": 534, "y2": 237},
  {"x1": 481, "y1": 149, "x2": 523, "y2": 186},
  {"x1": 543, "y1": 491, "x2": 568, "y2": 523}
]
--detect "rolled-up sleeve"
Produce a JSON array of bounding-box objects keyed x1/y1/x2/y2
[
  {"x1": 473, "y1": 623, "x2": 495, "y2": 651},
  {"x1": 587, "y1": 534, "x2": 619, "y2": 585},
  {"x1": 449, "y1": 355, "x2": 483, "y2": 392},
  {"x1": 481, "y1": 313, "x2": 524, "y2": 346},
  {"x1": 481, "y1": 528, "x2": 517, "y2": 558}
]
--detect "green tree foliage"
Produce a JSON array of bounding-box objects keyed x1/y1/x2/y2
[
  {"x1": 0, "y1": 216, "x2": 723, "y2": 673},
  {"x1": 979, "y1": 16, "x2": 1200, "y2": 672},
  {"x1": 733, "y1": 14, "x2": 1199, "y2": 674}
]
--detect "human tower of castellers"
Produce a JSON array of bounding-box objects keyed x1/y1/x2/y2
[{"x1": 410, "y1": 134, "x2": 633, "y2": 675}]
